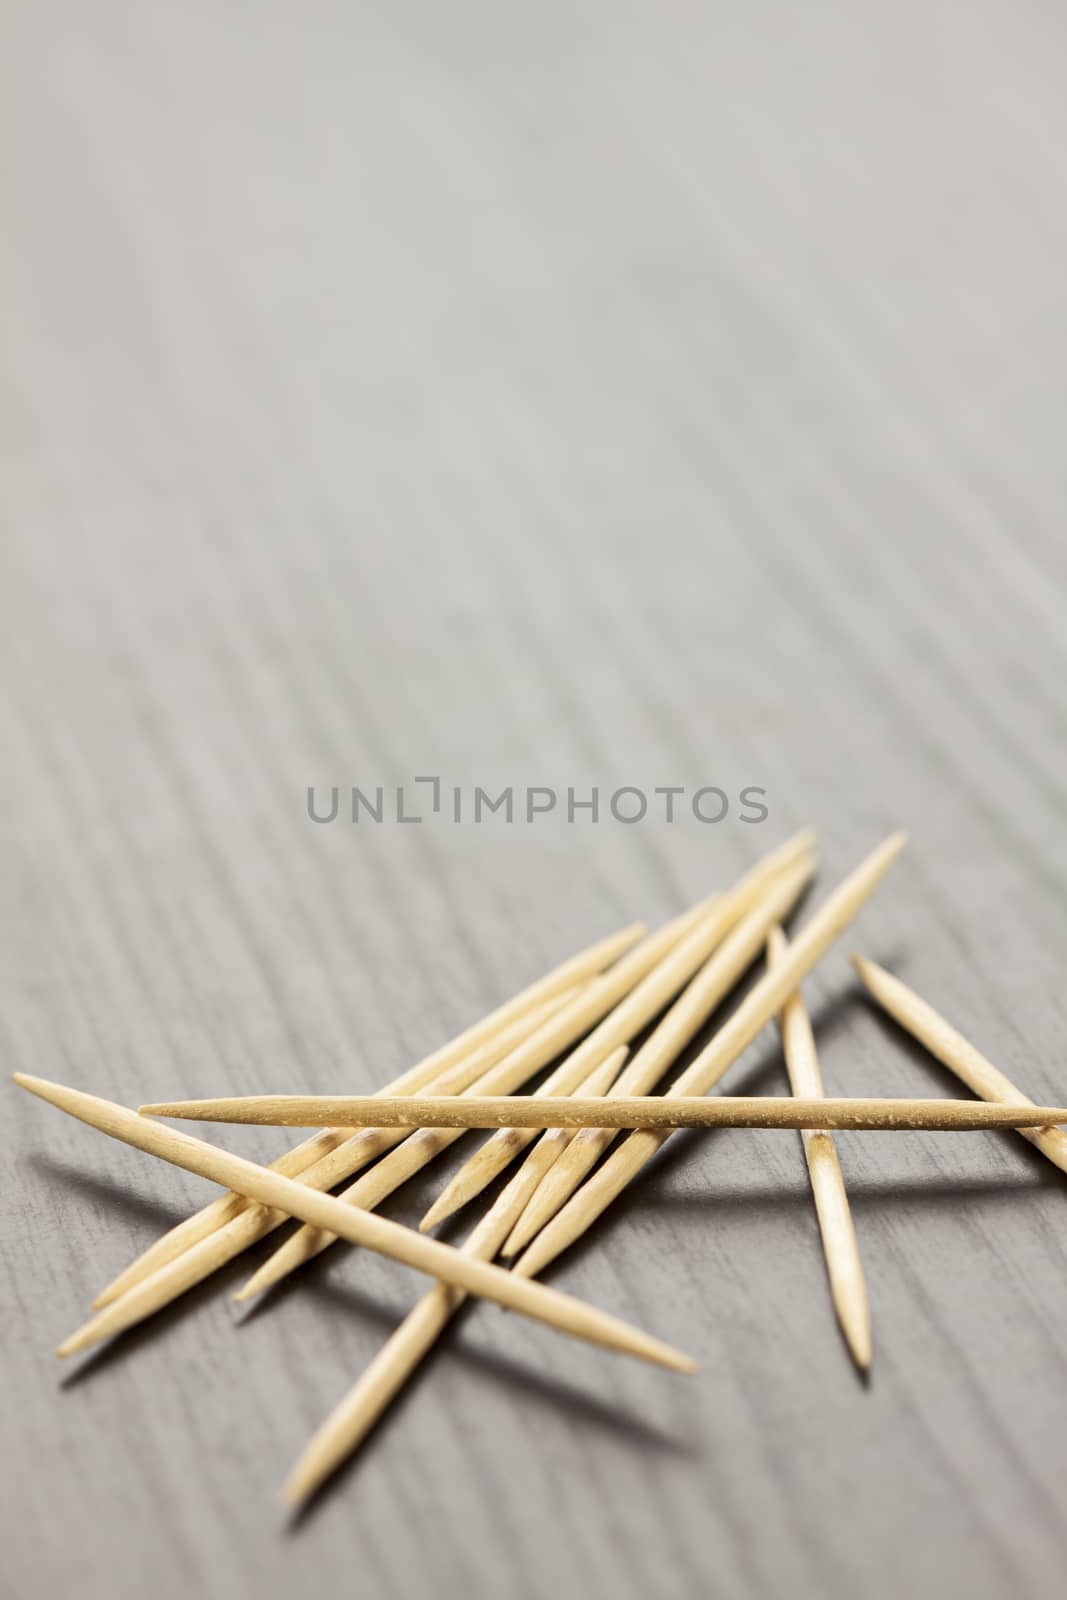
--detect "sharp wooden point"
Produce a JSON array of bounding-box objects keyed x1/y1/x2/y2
[
  {"x1": 665, "y1": 1350, "x2": 699, "y2": 1376},
  {"x1": 511, "y1": 1242, "x2": 545, "y2": 1280},
  {"x1": 233, "y1": 1243, "x2": 303, "y2": 1302},
  {"x1": 419, "y1": 1190, "x2": 462, "y2": 1232},
  {"x1": 501, "y1": 1145, "x2": 596, "y2": 1257},
  {"x1": 851, "y1": 952, "x2": 893, "y2": 995},
  {"x1": 55, "y1": 1329, "x2": 89, "y2": 1359},
  {"x1": 848, "y1": 1321, "x2": 873, "y2": 1373},
  {"x1": 280, "y1": 1476, "x2": 306, "y2": 1511},
  {"x1": 788, "y1": 827, "x2": 817, "y2": 850}
]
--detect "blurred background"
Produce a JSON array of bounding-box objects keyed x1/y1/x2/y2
[{"x1": 4, "y1": 4, "x2": 1067, "y2": 1597}]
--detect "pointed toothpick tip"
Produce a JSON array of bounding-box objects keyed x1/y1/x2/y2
[
  {"x1": 280, "y1": 1462, "x2": 325, "y2": 1512},
  {"x1": 850, "y1": 952, "x2": 890, "y2": 991},
  {"x1": 232, "y1": 1260, "x2": 279, "y2": 1304},
  {"x1": 233, "y1": 1245, "x2": 302, "y2": 1302},
  {"x1": 280, "y1": 1480, "x2": 304, "y2": 1512},
  {"x1": 850, "y1": 1330, "x2": 873, "y2": 1374},
  {"x1": 55, "y1": 1329, "x2": 88, "y2": 1359},
  {"x1": 510, "y1": 1247, "x2": 538, "y2": 1280},
  {"x1": 839, "y1": 1297, "x2": 873, "y2": 1373},
  {"x1": 419, "y1": 1192, "x2": 457, "y2": 1232}
]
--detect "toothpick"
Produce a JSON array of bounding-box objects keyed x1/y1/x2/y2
[
  {"x1": 89, "y1": 918, "x2": 645, "y2": 1308},
  {"x1": 72, "y1": 902, "x2": 717, "y2": 1340},
  {"x1": 64, "y1": 989, "x2": 584, "y2": 1350},
  {"x1": 145, "y1": 1093, "x2": 1067, "y2": 1132},
  {"x1": 768, "y1": 927, "x2": 871, "y2": 1371},
  {"x1": 512, "y1": 832, "x2": 907, "y2": 1281},
  {"x1": 15, "y1": 1074, "x2": 694, "y2": 1373},
  {"x1": 853, "y1": 954, "x2": 1067, "y2": 1179},
  {"x1": 228, "y1": 894, "x2": 736, "y2": 1301},
  {"x1": 501, "y1": 852, "x2": 817, "y2": 1257},
  {"x1": 282, "y1": 1047, "x2": 631, "y2": 1506},
  {"x1": 420, "y1": 831, "x2": 818, "y2": 1232},
  {"x1": 146, "y1": 851, "x2": 811, "y2": 1150}
]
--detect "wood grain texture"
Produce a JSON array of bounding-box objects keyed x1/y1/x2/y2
[{"x1": 4, "y1": 2, "x2": 1067, "y2": 1597}]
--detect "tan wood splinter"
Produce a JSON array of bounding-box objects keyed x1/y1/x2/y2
[
  {"x1": 282, "y1": 1047, "x2": 630, "y2": 1507},
  {"x1": 14, "y1": 1073, "x2": 695, "y2": 1373},
  {"x1": 769, "y1": 926, "x2": 871, "y2": 1372}
]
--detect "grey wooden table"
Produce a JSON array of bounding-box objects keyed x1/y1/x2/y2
[{"x1": 5, "y1": 3, "x2": 1067, "y2": 1596}]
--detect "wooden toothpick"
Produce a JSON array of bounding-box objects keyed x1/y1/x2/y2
[
  {"x1": 500, "y1": 853, "x2": 818, "y2": 1258},
  {"x1": 769, "y1": 926, "x2": 871, "y2": 1371},
  {"x1": 15, "y1": 1074, "x2": 694, "y2": 1373},
  {"x1": 73, "y1": 900, "x2": 719, "y2": 1340},
  {"x1": 227, "y1": 892, "x2": 742, "y2": 1302},
  {"x1": 511, "y1": 832, "x2": 907, "y2": 1282},
  {"x1": 853, "y1": 954, "x2": 1067, "y2": 1179},
  {"x1": 144, "y1": 1093, "x2": 1067, "y2": 1132},
  {"x1": 281, "y1": 1047, "x2": 631, "y2": 1507},
  {"x1": 90, "y1": 919, "x2": 646, "y2": 1308},
  {"x1": 419, "y1": 832, "x2": 818, "y2": 1232},
  {"x1": 71, "y1": 987, "x2": 583, "y2": 1346}
]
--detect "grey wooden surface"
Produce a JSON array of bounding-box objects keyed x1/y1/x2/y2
[{"x1": 4, "y1": 3, "x2": 1067, "y2": 1596}]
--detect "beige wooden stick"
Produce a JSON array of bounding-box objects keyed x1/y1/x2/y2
[
  {"x1": 91, "y1": 919, "x2": 645, "y2": 1308},
  {"x1": 419, "y1": 832, "x2": 818, "y2": 1232},
  {"x1": 99, "y1": 898, "x2": 716, "y2": 1323},
  {"x1": 512, "y1": 832, "x2": 907, "y2": 1282},
  {"x1": 852, "y1": 954, "x2": 1067, "y2": 1178},
  {"x1": 62, "y1": 990, "x2": 589, "y2": 1351},
  {"x1": 233, "y1": 1032, "x2": 626, "y2": 1305},
  {"x1": 65, "y1": 907, "x2": 712, "y2": 1347},
  {"x1": 499, "y1": 854, "x2": 819, "y2": 1257},
  {"x1": 233, "y1": 890, "x2": 751, "y2": 1301},
  {"x1": 769, "y1": 927, "x2": 871, "y2": 1371},
  {"x1": 282, "y1": 1047, "x2": 630, "y2": 1507},
  {"x1": 145, "y1": 1093, "x2": 1067, "y2": 1132},
  {"x1": 14, "y1": 1074, "x2": 694, "y2": 1373}
]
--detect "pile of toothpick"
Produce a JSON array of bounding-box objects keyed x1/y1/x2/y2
[{"x1": 16, "y1": 829, "x2": 1067, "y2": 1509}]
